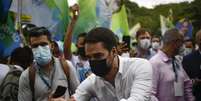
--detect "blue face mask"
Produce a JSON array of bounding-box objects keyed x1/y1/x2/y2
[{"x1": 32, "y1": 45, "x2": 52, "y2": 66}]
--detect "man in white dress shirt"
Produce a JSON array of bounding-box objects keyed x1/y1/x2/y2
[{"x1": 50, "y1": 27, "x2": 153, "y2": 101}]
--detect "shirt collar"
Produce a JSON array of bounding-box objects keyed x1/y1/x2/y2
[
  {"x1": 118, "y1": 56, "x2": 124, "y2": 74},
  {"x1": 158, "y1": 50, "x2": 172, "y2": 62}
]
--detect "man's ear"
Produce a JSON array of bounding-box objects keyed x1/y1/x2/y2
[
  {"x1": 50, "y1": 42, "x2": 54, "y2": 52},
  {"x1": 112, "y1": 47, "x2": 118, "y2": 56}
]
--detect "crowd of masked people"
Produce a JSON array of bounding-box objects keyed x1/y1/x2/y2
[{"x1": 0, "y1": 6, "x2": 201, "y2": 101}]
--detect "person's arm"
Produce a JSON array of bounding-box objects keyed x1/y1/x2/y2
[
  {"x1": 66, "y1": 60, "x2": 80, "y2": 92},
  {"x1": 18, "y1": 69, "x2": 32, "y2": 101},
  {"x1": 50, "y1": 74, "x2": 95, "y2": 101},
  {"x1": 72, "y1": 74, "x2": 96, "y2": 101},
  {"x1": 64, "y1": 4, "x2": 79, "y2": 60},
  {"x1": 120, "y1": 59, "x2": 153, "y2": 101},
  {"x1": 182, "y1": 68, "x2": 195, "y2": 101}
]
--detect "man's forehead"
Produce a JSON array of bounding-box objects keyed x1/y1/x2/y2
[
  {"x1": 139, "y1": 32, "x2": 150, "y2": 37},
  {"x1": 30, "y1": 35, "x2": 49, "y2": 43}
]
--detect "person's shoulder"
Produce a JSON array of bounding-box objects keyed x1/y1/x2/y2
[
  {"x1": 132, "y1": 57, "x2": 150, "y2": 65},
  {"x1": 183, "y1": 51, "x2": 199, "y2": 61},
  {"x1": 20, "y1": 68, "x2": 29, "y2": 78},
  {"x1": 77, "y1": 74, "x2": 97, "y2": 89},
  {"x1": 0, "y1": 64, "x2": 9, "y2": 71},
  {"x1": 119, "y1": 56, "x2": 150, "y2": 67}
]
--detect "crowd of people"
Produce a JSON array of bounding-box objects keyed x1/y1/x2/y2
[{"x1": 0, "y1": 4, "x2": 201, "y2": 101}]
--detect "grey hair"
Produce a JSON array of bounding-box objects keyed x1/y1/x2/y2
[{"x1": 162, "y1": 28, "x2": 183, "y2": 45}]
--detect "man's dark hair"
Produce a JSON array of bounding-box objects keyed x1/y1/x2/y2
[
  {"x1": 136, "y1": 28, "x2": 151, "y2": 39},
  {"x1": 76, "y1": 32, "x2": 87, "y2": 44},
  {"x1": 28, "y1": 27, "x2": 52, "y2": 43},
  {"x1": 152, "y1": 34, "x2": 161, "y2": 40},
  {"x1": 77, "y1": 32, "x2": 87, "y2": 40},
  {"x1": 85, "y1": 27, "x2": 117, "y2": 51},
  {"x1": 10, "y1": 46, "x2": 33, "y2": 69},
  {"x1": 162, "y1": 28, "x2": 183, "y2": 45}
]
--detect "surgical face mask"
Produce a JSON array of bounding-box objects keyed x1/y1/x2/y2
[
  {"x1": 139, "y1": 39, "x2": 151, "y2": 49},
  {"x1": 183, "y1": 47, "x2": 192, "y2": 56},
  {"x1": 32, "y1": 45, "x2": 52, "y2": 66},
  {"x1": 152, "y1": 42, "x2": 160, "y2": 50},
  {"x1": 89, "y1": 55, "x2": 114, "y2": 77}
]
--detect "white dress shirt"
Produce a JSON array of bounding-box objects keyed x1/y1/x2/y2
[{"x1": 73, "y1": 56, "x2": 153, "y2": 101}]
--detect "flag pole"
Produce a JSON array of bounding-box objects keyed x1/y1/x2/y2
[{"x1": 17, "y1": 0, "x2": 26, "y2": 47}]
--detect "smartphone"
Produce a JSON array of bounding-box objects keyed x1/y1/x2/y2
[
  {"x1": 52, "y1": 86, "x2": 67, "y2": 98},
  {"x1": 122, "y1": 35, "x2": 131, "y2": 50}
]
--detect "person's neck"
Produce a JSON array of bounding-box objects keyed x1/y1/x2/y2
[
  {"x1": 39, "y1": 61, "x2": 53, "y2": 75},
  {"x1": 138, "y1": 47, "x2": 149, "y2": 56},
  {"x1": 104, "y1": 56, "x2": 119, "y2": 86},
  {"x1": 161, "y1": 46, "x2": 175, "y2": 58}
]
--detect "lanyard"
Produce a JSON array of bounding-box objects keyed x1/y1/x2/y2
[
  {"x1": 172, "y1": 57, "x2": 179, "y2": 82},
  {"x1": 38, "y1": 66, "x2": 55, "y2": 90}
]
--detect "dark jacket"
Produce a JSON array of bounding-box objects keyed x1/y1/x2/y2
[{"x1": 182, "y1": 50, "x2": 201, "y2": 101}]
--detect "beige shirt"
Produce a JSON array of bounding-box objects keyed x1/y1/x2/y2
[{"x1": 18, "y1": 58, "x2": 79, "y2": 101}]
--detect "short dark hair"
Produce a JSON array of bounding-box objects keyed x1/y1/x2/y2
[
  {"x1": 28, "y1": 27, "x2": 52, "y2": 43},
  {"x1": 76, "y1": 32, "x2": 87, "y2": 43},
  {"x1": 152, "y1": 35, "x2": 161, "y2": 40},
  {"x1": 136, "y1": 28, "x2": 151, "y2": 38},
  {"x1": 10, "y1": 46, "x2": 33, "y2": 69},
  {"x1": 77, "y1": 33, "x2": 87, "y2": 40},
  {"x1": 85, "y1": 27, "x2": 117, "y2": 51},
  {"x1": 162, "y1": 28, "x2": 183, "y2": 45}
]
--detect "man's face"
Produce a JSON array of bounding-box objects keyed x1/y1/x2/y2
[
  {"x1": 152, "y1": 37, "x2": 160, "y2": 43},
  {"x1": 85, "y1": 42, "x2": 110, "y2": 61},
  {"x1": 138, "y1": 32, "x2": 151, "y2": 41},
  {"x1": 77, "y1": 37, "x2": 85, "y2": 48},
  {"x1": 184, "y1": 41, "x2": 193, "y2": 49},
  {"x1": 85, "y1": 42, "x2": 115, "y2": 77},
  {"x1": 174, "y1": 37, "x2": 184, "y2": 55},
  {"x1": 137, "y1": 32, "x2": 151, "y2": 49},
  {"x1": 30, "y1": 35, "x2": 52, "y2": 50}
]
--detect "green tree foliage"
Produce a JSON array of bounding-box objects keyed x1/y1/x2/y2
[{"x1": 125, "y1": 0, "x2": 199, "y2": 35}]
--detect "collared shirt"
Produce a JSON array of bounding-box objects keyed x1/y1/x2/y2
[
  {"x1": 73, "y1": 56, "x2": 153, "y2": 101},
  {"x1": 18, "y1": 57, "x2": 80, "y2": 101},
  {"x1": 149, "y1": 50, "x2": 194, "y2": 101}
]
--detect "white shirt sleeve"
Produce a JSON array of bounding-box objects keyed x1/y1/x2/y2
[
  {"x1": 73, "y1": 74, "x2": 96, "y2": 101},
  {"x1": 120, "y1": 59, "x2": 153, "y2": 101},
  {"x1": 66, "y1": 60, "x2": 80, "y2": 93}
]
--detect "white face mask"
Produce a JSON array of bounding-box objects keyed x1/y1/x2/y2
[
  {"x1": 139, "y1": 39, "x2": 151, "y2": 49},
  {"x1": 32, "y1": 45, "x2": 52, "y2": 66},
  {"x1": 152, "y1": 42, "x2": 160, "y2": 50},
  {"x1": 183, "y1": 48, "x2": 192, "y2": 56}
]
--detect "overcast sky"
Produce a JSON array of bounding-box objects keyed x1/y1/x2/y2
[{"x1": 129, "y1": 0, "x2": 194, "y2": 8}]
